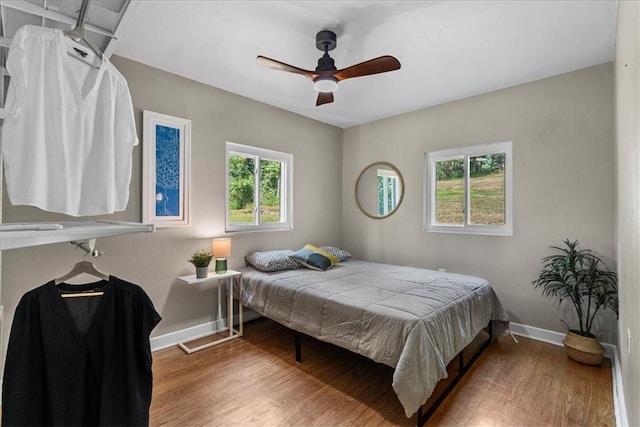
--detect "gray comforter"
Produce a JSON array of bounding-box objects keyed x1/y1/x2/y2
[{"x1": 237, "y1": 259, "x2": 509, "y2": 417}]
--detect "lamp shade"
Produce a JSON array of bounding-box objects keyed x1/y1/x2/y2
[{"x1": 212, "y1": 238, "x2": 231, "y2": 258}]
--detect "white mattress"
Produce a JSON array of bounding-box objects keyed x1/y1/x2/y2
[{"x1": 237, "y1": 259, "x2": 509, "y2": 417}]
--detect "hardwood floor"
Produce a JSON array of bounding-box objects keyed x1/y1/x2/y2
[{"x1": 149, "y1": 318, "x2": 614, "y2": 426}]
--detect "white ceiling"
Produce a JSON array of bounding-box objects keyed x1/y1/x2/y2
[{"x1": 113, "y1": 1, "x2": 618, "y2": 129}]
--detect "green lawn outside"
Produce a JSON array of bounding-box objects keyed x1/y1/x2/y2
[
  {"x1": 436, "y1": 172, "x2": 505, "y2": 225},
  {"x1": 229, "y1": 206, "x2": 280, "y2": 224}
]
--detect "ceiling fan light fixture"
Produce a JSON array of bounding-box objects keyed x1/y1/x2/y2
[
  {"x1": 313, "y1": 76, "x2": 338, "y2": 93},
  {"x1": 257, "y1": 30, "x2": 400, "y2": 106}
]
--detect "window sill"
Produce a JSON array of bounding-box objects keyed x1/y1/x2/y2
[
  {"x1": 425, "y1": 225, "x2": 513, "y2": 236},
  {"x1": 226, "y1": 225, "x2": 293, "y2": 234}
]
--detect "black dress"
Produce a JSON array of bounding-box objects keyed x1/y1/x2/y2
[{"x1": 2, "y1": 276, "x2": 161, "y2": 426}]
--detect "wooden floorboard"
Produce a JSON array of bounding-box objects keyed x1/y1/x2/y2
[{"x1": 149, "y1": 318, "x2": 614, "y2": 427}]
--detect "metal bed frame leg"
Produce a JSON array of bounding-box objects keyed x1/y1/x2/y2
[
  {"x1": 415, "y1": 320, "x2": 494, "y2": 427},
  {"x1": 417, "y1": 407, "x2": 424, "y2": 427},
  {"x1": 294, "y1": 330, "x2": 302, "y2": 363},
  {"x1": 289, "y1": 321, "x2": 495, "y2": 426}
]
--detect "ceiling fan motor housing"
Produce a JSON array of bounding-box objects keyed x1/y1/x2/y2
[
  {"x1": 316, "y1": 54, "x2": 336, "y2": 72},
  {"x1": 316, "y1": 30, "x2": 337, "y2": 51}
]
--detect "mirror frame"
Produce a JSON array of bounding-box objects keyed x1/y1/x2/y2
[{"x1": 355, "y1": 161, "x2": 405, "y2": 219}]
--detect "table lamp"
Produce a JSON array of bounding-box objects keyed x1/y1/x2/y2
[{"x1": 212, "y1": 238, "x2": 231, "y2": 274}]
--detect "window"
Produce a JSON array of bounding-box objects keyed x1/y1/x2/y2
[
  {"x1": 425, "y1": 141, "x2": 512, "y2": 235},
  {"x1": 226, "y1": 142, "x2": 292, "y2": 232}
]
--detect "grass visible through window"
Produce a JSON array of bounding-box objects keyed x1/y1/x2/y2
[
  {"x1": 436, "y1": 171, "x2": 505, "y2": 225},
  {"x1": 229, "y1": 207, "x2": 280, "y2": 223}
]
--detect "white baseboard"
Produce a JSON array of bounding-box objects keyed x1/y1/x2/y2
[
  {"x1": 610, "y1": 345, "x2": 629, "y2": 427},
  {"x1": 509, "y1": 322, "x2": 626, "y2": 427},
  {"x1": 150, "y1": 310, "x2": 261, "y2": 352}
]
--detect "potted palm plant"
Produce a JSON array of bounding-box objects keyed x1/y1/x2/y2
[
  {"x1": 531, "y1": 239, "x2": 618, "y2": 365},
  {"x1": 188, "y1": 249, "x2": 214, "y2": 279}
]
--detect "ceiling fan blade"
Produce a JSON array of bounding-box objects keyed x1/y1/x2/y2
[
  {"x1": 316, "y1": 92, "x2": 334, "y2": 106},
  {"x1": 335, "y1": 55, "x2": 401, "y2": 81},
  {"x1": 256, "y1": 56, "x2": 317, "y2": 80}
]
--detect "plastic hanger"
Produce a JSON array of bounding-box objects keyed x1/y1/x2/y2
[
  {"x1": 55, "y1": 260, "x2": 108, "y2": 298},
  {"x1": 64, "y1": 39, "x2": 101, "y2": 69}
]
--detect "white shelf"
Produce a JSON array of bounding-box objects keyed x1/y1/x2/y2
[
  {"x1": 0, "y1": 220, "x2": 155, "y2": 250},
  {"x1": 178, "y1": 270, "x2": 241, "y2": 285}
]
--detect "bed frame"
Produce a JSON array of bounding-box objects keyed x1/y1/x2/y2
[
  {"x1": 293, "y1": 320, "x2": 494, "y2": 427},
  {"x1": 239, "y1": 259, "x2": 508, "y2": 422}
]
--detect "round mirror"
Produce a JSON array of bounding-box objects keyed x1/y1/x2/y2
[{"x1": 355, "y1": 162, "x2": 404, "y2": 219}]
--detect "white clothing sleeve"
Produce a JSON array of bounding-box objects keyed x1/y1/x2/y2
[
  {"x1": 3, "y1": 27, "x2": 28, "y2": 119},
  {"x1": 113, "y1": 77, "x2": 139, "y2": 210}
]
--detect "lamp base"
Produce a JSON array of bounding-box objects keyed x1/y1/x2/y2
[{"x1": 215, "y1": 258, "x2": 227, "y2": 274}]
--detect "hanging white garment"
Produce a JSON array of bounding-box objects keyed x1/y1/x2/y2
[{"x1": 1, "y1": 25, "x2": 138, "y2": 216}]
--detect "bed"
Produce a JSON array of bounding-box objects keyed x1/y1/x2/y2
[{"x1": 236, "y1": 257, "x2": 509, "y2": 420}]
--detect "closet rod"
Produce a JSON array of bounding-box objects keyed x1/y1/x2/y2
[{"x1": 0, "y1": 0, "x2": 116, "y2": 38}]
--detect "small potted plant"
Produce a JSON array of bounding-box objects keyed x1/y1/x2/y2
[
  {"x1": 531, "y1": 239, "x2": 618, "y2": 365},
  {"x1": 188, "y1": 249, "x2": 214, "y2": 279}
]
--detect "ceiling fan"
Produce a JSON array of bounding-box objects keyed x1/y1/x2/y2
[{"x1": 257, "y1": 30, "x2": 401, "y2": 106}]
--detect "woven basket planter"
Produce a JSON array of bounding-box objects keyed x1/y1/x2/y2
[{"x1": 563, "y1": 331, "x2": 605, "y2": 366}]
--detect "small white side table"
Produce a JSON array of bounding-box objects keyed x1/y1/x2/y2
[{"x1": 176, "y1": 269, "x2": 242, "y2": 354}]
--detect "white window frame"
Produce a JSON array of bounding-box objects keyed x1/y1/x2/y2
[
  {"x1": 424, "y1": 141, "x2": 513, "y2": 236},
  {"x1": 226, "y1": 142, "x2": 293, "y2": 233}
]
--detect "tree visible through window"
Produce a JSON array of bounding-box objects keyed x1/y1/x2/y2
[
  {"x1": 435, "y1": 158, "x2": 464, "y2": 224},
  {"x1": 226, "y1": 142, "x2": 292, "y2": 232},
  {"x1": 426, "y1": 142, "x2": 512, "y2": 236}
]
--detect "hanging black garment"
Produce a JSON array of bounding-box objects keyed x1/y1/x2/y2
[{"x1": 2, "y1": 276, "x2": 161, "y2": 426}]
